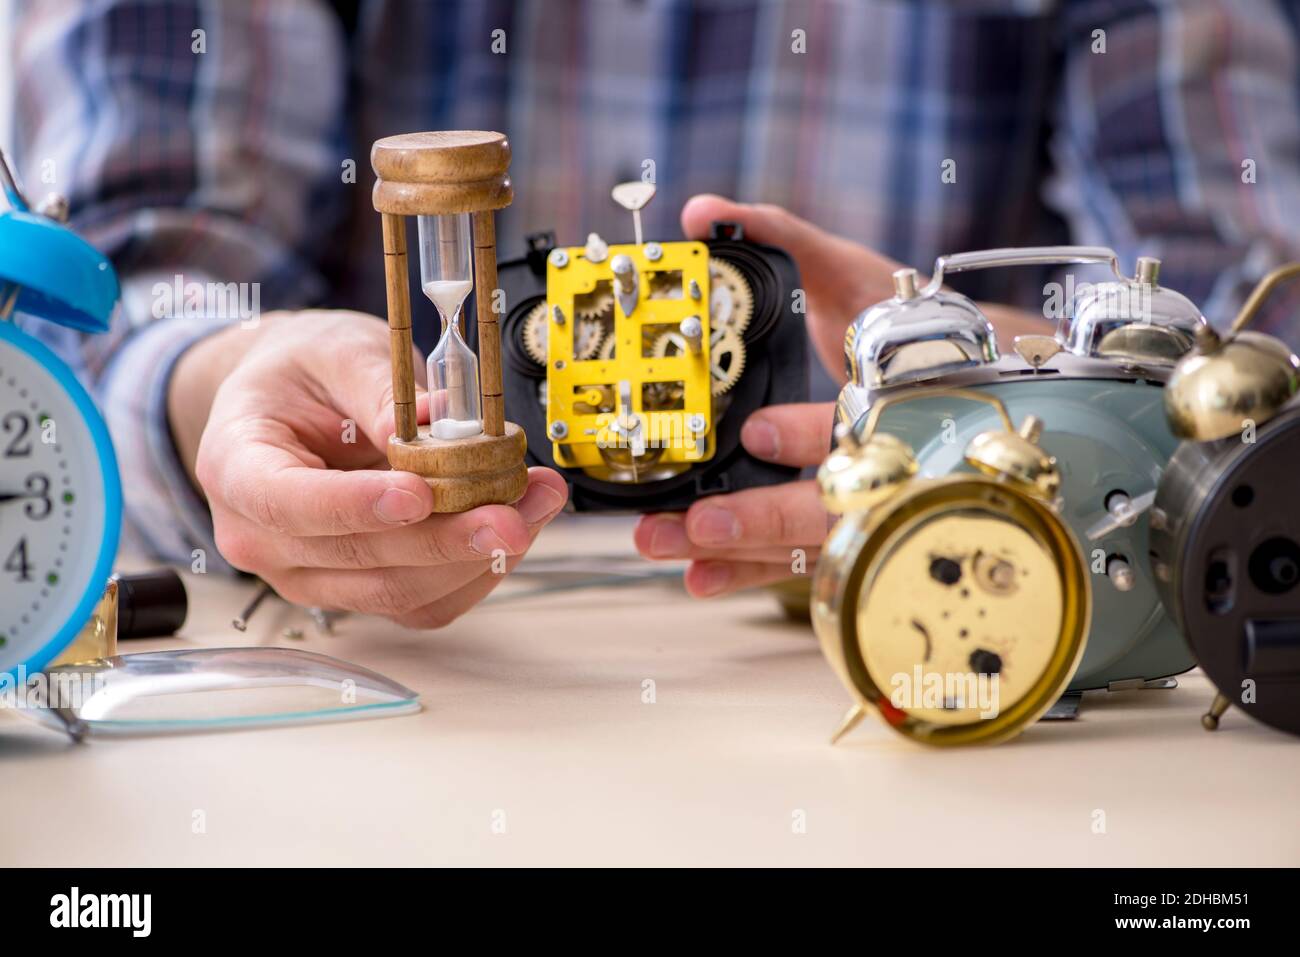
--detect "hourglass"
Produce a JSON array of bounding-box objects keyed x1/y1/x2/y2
[{"x1": 371, "y1": 131, "x2": 528, "y2": 511}]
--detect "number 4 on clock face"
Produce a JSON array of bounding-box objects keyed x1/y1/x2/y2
[{"x1": 5, "y1": 537, "x2": 31, "y2": 581}]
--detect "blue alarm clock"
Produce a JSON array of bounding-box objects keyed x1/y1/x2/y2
[
  {"x1": 838, "y1": 247, "x2": 1205, "y2": 696},
  {"x1": 0, "y1": 152, "x2": 122, "y2": 680}
]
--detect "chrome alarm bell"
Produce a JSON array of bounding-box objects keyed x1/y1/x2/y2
[
  {"x1": 1149, "y1": 263, "x2": 1300, "y2": 736},
  {"x1": 845, "y1": 267, "x2": 998, "y2": 387},
  {"x1": 813, "y1": 388, "x2": 1090, "y2": 747},
  {"x1": 1061, "y1": 256, "x2": 1205, "y2": 364},
  {"x1": 836, "y1": 246, "x2": 1206, "y2": 699}
]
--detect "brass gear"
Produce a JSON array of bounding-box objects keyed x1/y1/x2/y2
[
  {"x1": 520, "y1": 301, "x2": 605, "y2": 363},
  {"x1": 574, "y1": 317, "x2": 606, "y2": 360},
  {"x1": 521, "y1": 302, "x2": 548, "y2": 364},
  {"x1": 651, "y1": 328, "x2": 747, "y2": 396},
  {"x1": 709, "y1": 328, "x2": 746, "y2": 395},
  {"x1": 708, "y1": 257, "x2": 754, "y2": 336},
  {"x1": 650, "y1": 330, "x2": 688, "y2": 357},
  {"x1": 575, "y1": 287, "x2": 615, "y2": 320}
]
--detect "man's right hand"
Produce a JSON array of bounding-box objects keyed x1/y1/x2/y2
[{"x1": 168, "y1": 310, "x2": 568, "y2": 629}]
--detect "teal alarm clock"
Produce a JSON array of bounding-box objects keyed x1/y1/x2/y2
[
  {"x1": 0, "y1": 152, "x2": 122, "y2": 680},
  {"x1": 839, "y1": 247, "x2": 1205, "y2": 695}
]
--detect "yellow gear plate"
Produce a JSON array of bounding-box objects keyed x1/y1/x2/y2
[{"x1": 546, "y1": 241, "x2": 715, "y2": 469}]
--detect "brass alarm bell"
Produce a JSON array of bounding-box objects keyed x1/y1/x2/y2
[
  {"x1": 1163, "y1": 267, "x2": 1300, "y2": 441},
  {"x1": 1149, "y1": 263, "x2": 1300, "y2": 737},
  {"x1": 964, "y1": 414, "x2": 1061, "y2": 501},
  {"x1": 813, "y1": 388, "x2": 1091, "y2": 747},
  {"x1": 817, "y1": 428, "x2": 917, "y2": 514}
]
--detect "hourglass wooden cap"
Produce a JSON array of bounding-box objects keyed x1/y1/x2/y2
[{"x1": 371, "y1": 130, "x2": 514, "y2": 215}]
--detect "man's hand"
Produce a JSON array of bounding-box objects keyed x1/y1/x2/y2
[
  {"x1": 681, "y1": 195, "x2": 905, "y2": 382},
  {"x1": 169, "y1": 310, "x2": 568, "y2": 628},
  {"x1": 635, "y1": 196, "x2": 1051, "y2": 597},
  {"x1": 634, "y1": 402, "x2": 835, "y2": 597},
  {"x1": 680, "y1": 195, "x2": 1054, "y2": 364}
]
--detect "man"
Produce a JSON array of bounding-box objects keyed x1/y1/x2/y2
[{"x1": 11, "y1": 0, "x2": 1300, "y2": 623}]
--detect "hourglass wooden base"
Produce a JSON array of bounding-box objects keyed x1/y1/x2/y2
[{"x1": 387, "y1": 423, "x2": 528, "y2": 512}]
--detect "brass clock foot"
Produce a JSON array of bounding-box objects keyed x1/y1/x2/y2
[
  {"x1": 1202, "y1": 693, "x2": 1231, "y2": 731},
  {"x1": 829, "y1": 704, "x2": 868, "y2": 745}
]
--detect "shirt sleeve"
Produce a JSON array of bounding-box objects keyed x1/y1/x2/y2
[
  {"x1": 1045, "y1": 0, "x2": 1300, "y2": 340},
  {"x1": 8, "y1": 0, "x2": 353, "y2": 567}
]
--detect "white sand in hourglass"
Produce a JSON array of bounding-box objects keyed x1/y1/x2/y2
[
  {"x1": 423, "y1": 279, "x2": 473, "y2": 322},
  {"x1": 419, "y1": 227, "x2": 483, "y2": 440}
]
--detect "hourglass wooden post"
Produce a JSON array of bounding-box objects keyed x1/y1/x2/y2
[{"x1": 371, "y1": 130, "x2": 528, "y2": 512}]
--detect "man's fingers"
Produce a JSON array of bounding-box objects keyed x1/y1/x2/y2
[
  {"x1": 683, "y1": 481, "x2": 828, "y2": 550},
  {"x1": 211, "y1": 435, "x2": 435, "y2": 536},
  {"x1": 276, "y1": 560, "x2": 493, "y2": 619},
  {"x1": 516, "y1": 467, "x2": 570, "y2": 526},
  {"x1": 634, "y1": 513, "x2": 819, "y2": 563},
  {"x1": 391, "y1": 552, "x2": 528, "y2": 629},
  {"x1": 297, "y1": 310, "x2": 428, "y2": 450},
  {"x1": 633, "y1": 480, "x2": 830, "y2": 561},
  {"x1": 680, "y1": 193, "x2": 900, "y2": 296},
  {"x1": 275, "y1": 505, "x2": 530, "y2": 569},
  {"x1": 268, "y1": 475, "x2": 560, "y2": 626},
  {"x1": 684, "y1": 560, "x2": 807, "y2": 599},
  {"x1": 680, "y1": 195, "x2": 881, "y2": 275},
  {"x1": 271, "y1": 469, "x2": 567, "y2": 569},
  {"x1": 739, "y1": 402, "x2": 836, "y2": 467},
  {"x1": 681, "y1": 195, "x2": 904, "y2": 381}
]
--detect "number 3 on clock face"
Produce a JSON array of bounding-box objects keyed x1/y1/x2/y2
[{"x1": 0, "y1": 320, "x2": 121, "y2": 679}]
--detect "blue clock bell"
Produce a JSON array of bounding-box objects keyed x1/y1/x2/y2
[{"x1": 0, "y1": 150, "x2": 123, "y2": 681}]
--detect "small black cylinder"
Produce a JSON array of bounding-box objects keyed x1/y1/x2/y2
[{"x1": 114, "y1": 569, "x2": 189, "y2": 639}]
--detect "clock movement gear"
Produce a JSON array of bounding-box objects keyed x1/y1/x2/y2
[
  {"x1": 708, "y1": 329, "x2": 746, "y2": 395},
  {"x1": 650, "y1": 327, "x2": 747, "y2": 396},
  {"x1": 574, "y1": 319, "x2": 607, "y2": 360},
  {"x1": 521, "y1": 301, "x2": 606, "y2": 364},
  {"x1": 708, "y1": 257, "x2": 754, "y2": 335},
  {"x1": 575, "y1": 287, "x2": 615, "y2": 321},
  {"x1": 521, "y1": 301, "x2": 548, "y2": 364}
]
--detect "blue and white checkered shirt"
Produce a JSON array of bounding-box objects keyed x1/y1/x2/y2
[{"x1": 9, "y1": 0, "x2": 1300, "y2": 568}]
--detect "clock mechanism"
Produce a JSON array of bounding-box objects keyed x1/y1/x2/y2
[{"x1": 494, "y1": 183, "x2": 806, "y2": 512}]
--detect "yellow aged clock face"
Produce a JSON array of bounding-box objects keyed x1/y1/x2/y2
[
  {"x1": 857, "y1": 509, "x2": 1063, "y2": 728},
  {"x1": 822, "y1": 477, "x2": 1089, "y2": 746}
]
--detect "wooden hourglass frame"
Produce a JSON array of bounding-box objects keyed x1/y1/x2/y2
[{"x1": 371, "y1": 131, "x2": 528, "y2": 512}]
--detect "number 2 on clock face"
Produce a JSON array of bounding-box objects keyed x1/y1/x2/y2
[{"x1": 0, "y1": 321, "x2": 120, "y2": 677}]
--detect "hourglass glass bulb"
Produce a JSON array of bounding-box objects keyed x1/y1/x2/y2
[{"x1": 418, "y1": 213, "x2": 482, "y2": 440}]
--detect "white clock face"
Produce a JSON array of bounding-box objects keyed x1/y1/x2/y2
[{"x1": 0, "y1": 337, "x2": 113, "y2": 674}]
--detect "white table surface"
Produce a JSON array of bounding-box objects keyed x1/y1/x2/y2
[{"x1": 2, "y1": 515, "x2": 1296, "y2": 866}]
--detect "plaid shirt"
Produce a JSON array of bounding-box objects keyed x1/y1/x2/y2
[{"x1": 9, "y1": 0, "x2": 1300, "y2": 567}]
